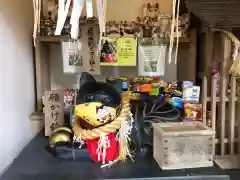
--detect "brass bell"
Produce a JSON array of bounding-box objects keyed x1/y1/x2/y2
[{"x1": 49, "y1": 126, "x2": 73, "y2": 148}]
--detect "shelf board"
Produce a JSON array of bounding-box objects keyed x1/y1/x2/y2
[
  {"x1": 39, "y1": 35, "x2": 70, "y2": 42},
  {"x1": 38, "y1": 35, "x2": 191, "y2": 43},
  {"x1": 100, "y1": 63, "x2": 136, "y2": 67}
]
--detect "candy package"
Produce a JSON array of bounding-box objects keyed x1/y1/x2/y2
[{"x1": 183, "y1": 102, "x2": 202, "y2": 121}]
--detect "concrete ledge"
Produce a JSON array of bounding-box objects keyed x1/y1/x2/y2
[{"x1": 29, "y1": 111, "x2": 44, "y2": 121}]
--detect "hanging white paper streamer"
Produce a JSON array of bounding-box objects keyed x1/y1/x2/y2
[
  {"x1": 55, "y1": 0, "x2": 94, "y2": 39},
  {"x1": 32, "y1": 0, "x2": 41, "y2": 46},
  {"x1": 96, "y1": 0, "x2": 107, "y2": 50},
  {"x1": 86, "y1": 0, "x2": 93, "y2": 18},
  {"x1": 96, "y1": 0, "x2": 105, "y2": 33},
  {"x1": 55, "y1": 0, "x2": 72, "y2": 35},
  {"x1": 168, "y1": 0, "x2": 177, "y2": 64},
  {"x1": 174, "y1": 0, "x2": 181, "y2": 64},
  {"x1": 70, "y1": 0, "x2": 85, "y2": 39}
]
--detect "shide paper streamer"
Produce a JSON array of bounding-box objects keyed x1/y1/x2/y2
[{"x1": 168, "y1": 0, "x2": 180, "y2": 64}]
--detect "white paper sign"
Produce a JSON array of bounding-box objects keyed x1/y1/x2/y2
[
  {"x1": 138, "y1": 45, "x2": 167, "y2": 76},
  {"x1": 182, "y1": 86, "x2": 201, "y2": 103},
  {"x1": 62, "y1": 40, "x2": 90, "y2": 74}
]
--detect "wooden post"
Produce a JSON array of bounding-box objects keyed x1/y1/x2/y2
[
  {"x1": 202, "y1": 27, "x2": 213, "y2": 126},
  {"x1": 202, "y1": 77, "x2": 208, "y2": 126},
  {"x1": 34, "y1": 39, "x2": 50, "y2": 112},
  {"x1": 229, "y1": 75, "x2": 236, "y2": 155},
  {"x1": 211, "y1": 77, "x2": 217, "y2": 155},
  {"x1": 35, "y1": 39, "x2": 43, "y2": 111},
  {"x1": 220, "y1": 35, "x2": 231, "y2": 156}
]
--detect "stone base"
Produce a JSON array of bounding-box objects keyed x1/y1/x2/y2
[{"x1": 215, "y1": 155, "x2": 240, "y2": 169}]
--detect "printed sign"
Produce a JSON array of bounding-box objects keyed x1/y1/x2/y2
[
  {"x1": 100, "y1": 37, "x2": 137, "y2": 66},
  {"x1": 138, "y1": 45, "x2": 167, "y2": 76},
  {"x1": 182, "y1": 86, "x2": 201, "y2": 103}
]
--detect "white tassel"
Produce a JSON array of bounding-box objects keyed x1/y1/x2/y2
[
  {"x1": 96, "y1": 134, "x2": 110, "y2": 164},
  {"x1": 116, "y1": 114, "x2": 134, "y2": 161},
  {"x1": 73, "y1": 134, "x2": 85, "y2": 148},
  {"x1": 100, "y1": 159, "x2": 118, "y2": 168}
]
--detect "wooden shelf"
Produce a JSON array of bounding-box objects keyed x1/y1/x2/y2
[
  {"x1": 206, "y1": 96, "x2": 239, "y2": 102},
  {"x1": 39, "y1": 35, "x2": 70, "y2": 42},
  {"x1": 39, "y1": 35, "x2": 191, "y2": 43}
]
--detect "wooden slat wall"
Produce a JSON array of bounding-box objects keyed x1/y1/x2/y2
[{"x1": 185, "y1": 0, "x2": 240, "y2": 27}]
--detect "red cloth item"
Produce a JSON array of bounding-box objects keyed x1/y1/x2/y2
[
  {"x1": 104, "y1": 54, "x2": 113, "y2": 62},
  {"x1": 85, "y1": 132, "x2": 119, "y2": 163}
]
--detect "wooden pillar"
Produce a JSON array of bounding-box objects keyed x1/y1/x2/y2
[
  {"x1": 202, "y1": 27, "x2": 214, "y2": 126},
  {"x1": 34, "y1": 39, "x2": 50, "y2": 112}
]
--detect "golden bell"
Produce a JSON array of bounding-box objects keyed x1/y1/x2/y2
[
  {"x1": 49, "y1": 127, "x2": 73, "y2": 148},
  {"x1": 51, "y1": 126, "x2": 72, "y2": 135}
]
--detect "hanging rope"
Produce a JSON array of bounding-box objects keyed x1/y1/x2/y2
[
  {"x1": 116, "y1": 113, "x2": 134, "y2": 161},
  {"x1": 213, "y1": 28, "x2": 240, "y2": 76},
  {"x1": 72, "y1": 92, "x2": 131, "y2": 140}
]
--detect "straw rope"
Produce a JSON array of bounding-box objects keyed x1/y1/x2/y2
[
  {"x1": 72, "y1": 92, "x2": 131, "y2": 140},
  {"x1": 213, "y1": 28, "x2": 240, "y2": 76}
]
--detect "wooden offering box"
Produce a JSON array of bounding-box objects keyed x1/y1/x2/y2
[{"x1": 153, "y1": 122, "x2": 215, "y2": 170}]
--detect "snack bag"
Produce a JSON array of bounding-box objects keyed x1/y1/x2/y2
[{"x1": 183, "y1": 102, "x2": 202, "y2": 121}]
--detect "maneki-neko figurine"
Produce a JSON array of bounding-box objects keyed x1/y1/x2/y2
[{"x1": 49, "y1": 73, "x2": 133, "y2": 167}]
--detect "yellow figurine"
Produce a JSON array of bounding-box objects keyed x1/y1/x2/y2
[{"x1": 74, "y1": 102, "x2": 116, "y2": 128}]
